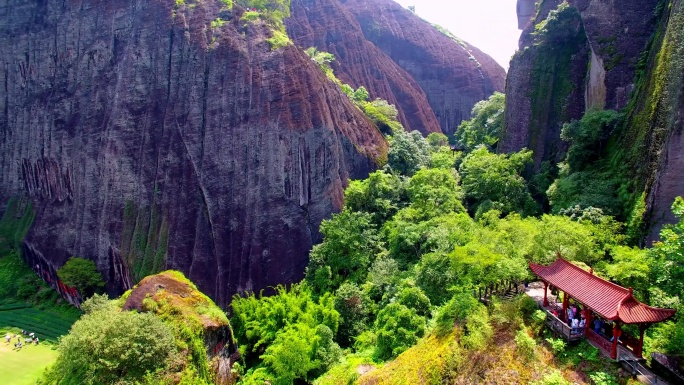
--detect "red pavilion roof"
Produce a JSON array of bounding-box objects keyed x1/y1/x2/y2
[{"x1": 530, "y1": 257, "x2": 676, "y2": 324}]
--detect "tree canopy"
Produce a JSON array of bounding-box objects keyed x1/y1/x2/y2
[
  {"x1": 56, "y1": 257, "x2": 105, "y2": 298},
  {"x1": 41, "y1": 296, "x2": 176, "y2": 385}
]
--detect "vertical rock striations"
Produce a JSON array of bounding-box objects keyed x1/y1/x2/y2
[
  {"x1": 0, "y1": 0, "x2": 387, "y2": 307},
  {"x1": 501, "y1": 0, "x2": 661, "y2": 170},
  {"x1": 287, "y1": 0, "x2": 441, "y2": 135},
  {"x1": 288, "y1": 0, "x2": 506, "y2": 136}
]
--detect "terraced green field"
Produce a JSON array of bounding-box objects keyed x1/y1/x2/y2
[{"x1": 0, "y1": 301, "x2": 78, "y2": 342}]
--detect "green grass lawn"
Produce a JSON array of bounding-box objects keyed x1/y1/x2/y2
[
  {"x1": 0, "y1": 303, "x2": 79, "y2": 385},
  {"x1": 0, "y1": 327, "x2": 58, "y2": 385}
]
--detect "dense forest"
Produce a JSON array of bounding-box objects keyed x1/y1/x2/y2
[{"x1": 225, "y1": 92, "x2": 684, "y2": 384}]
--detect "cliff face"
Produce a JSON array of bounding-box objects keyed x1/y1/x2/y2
[
  {"x1": 287, "y1": 0, "x2": 506, "y2": 136},
  {"x1": 0, "y1": 0, "x2": 387, "y2": 307},
  {"x1": 625, "y1": 0, "x2": 684, "y2": 241},
  {"x1": 506, "y1": 0, "x2": 684, "y2": 238},
  {"x1": 502, "y1": 0, "x2": 660, "y2": 169}
]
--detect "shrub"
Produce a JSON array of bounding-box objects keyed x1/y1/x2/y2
[
  {"x1": 435, "y1": 293, "x2": 479, "y2": 330},
  {"x1": 545, "y1": 337, "x2": 567, "y2": 355},
  {"x1": 57, "y1": 257, "x2": 105, "y2": 298},
  {"x1": 515, "y1": 327, "x2": 537, "y2": 361},
  {"x1": 534, "y1": 370, "x2": 570, "y2": 385},
  {"x1": 41, "y1": 307, "x2": 176, "y2": 384},
  {"x1": 267, "y1": 30, "x2": 290, "y2": 49},
  {"x1": 589, "y1": 372, "x2": 618, "y2": 385},
  {"x1": 461, "y1": 305, "x2": 492, "y2": 350}
]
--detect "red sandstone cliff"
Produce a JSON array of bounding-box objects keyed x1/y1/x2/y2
[
  {"x1": 287, "y1": 0, "x2": 506, "y2": 136},
  {"x1": 0, "y1": 0, "x2": 387, "y2": 307}
]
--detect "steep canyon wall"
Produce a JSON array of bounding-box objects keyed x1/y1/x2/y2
[
  {"x1": 0, "y1": 0, "x2": 387, "y2": 307},
  {"x1": 288, "y1": 0, "x2": 506, "y2": 136},
  {"x1": 507, "y1": 0, "x2": 684, "y2": 239}
]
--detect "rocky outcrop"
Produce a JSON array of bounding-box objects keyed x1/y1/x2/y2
[
  {"x1": 0, "y1": 0, "x2": 387, "y2": 307},
  {"x1": 123, "y1": 270, "x2": 239, "y2": 384},
  {"x1": 501, "y1": 0, "x2": 661, "y2": 169},
  {"x1": 500, "y1": 1, "x2": 588, "y2": 169},
  {"x1": 505, "y1": 0, "x2": 684, "y2": 238},
  {"x1": 517, "y1": 0, "x2": 536, "y2": 30},
  {"x1": 288, "y1": 0, "x2": 506, "y2": 136},
  {"x1": 287, "y1": 0, "x2": 441, "y2": 135}
]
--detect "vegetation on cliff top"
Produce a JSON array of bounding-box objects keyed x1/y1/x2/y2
[{"x1": 40, "y1": 271, "x2": 235, "y2": 385}]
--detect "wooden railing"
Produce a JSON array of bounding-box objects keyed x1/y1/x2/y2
[
  {"x1": 619, "y1": 333, "x2": 640, "y2": 355},
  {"x1": 545, "y1": 310, "x2": 584, "y2": 342},
  {"x1": 586, "y1": 328, "x2": 612, "y2": 355}
]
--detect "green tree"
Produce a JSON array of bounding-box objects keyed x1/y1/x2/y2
[
  {"x1": 41, "y1": 302, "x2": 175, "y2": 385},
  {"x1": 306, "y1": 209, "x2": 384, "y2": 293},
  {"x1": 459, "y1": 147, "x2": 537, "y2": 215},
  {"x1": 362, "y1": 99, "x2": 404, "y2": 135},
  {"x1": 426, "y1": 132, "x2": 449, "y2": 150},
  {"x1": 429, "y1": 146, "x2": 460, "y2": 169},
  {"x1": 560, "y1": 109, "x2": 620, "y2": 172},
  {"x1": 455, "y1": 92, "x2": 505, "y2": 151},
  {"x1": 387, "y1": 130, "x2": 431, "y2": 176},
  {"x1": 530, "y1": 215, "x2": 600, "y2": 264},
  {"x1": 334, "y1": 282, "x2": 372, "y2": 346},
  {"x1": 57, "y1": 257, "x2": 105, "y2": 298},
  {"x1": 365, "y1": 256, "x2": 400, "y2": 302},
  {"x1": 406, "y1": 168, "x2": 465, "y2": 220},
  {"x1": 374, "y1": 302, "x2": 425, "y2": 360},
  {"x1": 605, "y1": 246, "x2": 652, "y2": 299},
  {"x1": 231, "y1": 284, "x2": 339, "y2": 358},
  {"x1": 344, "y1": 170, "x2": 408, "y2": 225},
  {"x1": 395, "y1": 284, "x2": 431, "y2": 317},
  {"x1": 260, "y1": 324, "x2": 319, "y2": 385},
  {"x1": 650, "y1": 197, "x2": 684, "y2": 299},
  {"x1": 415, "y1": 252, "x2": 457, "y2": 306}
]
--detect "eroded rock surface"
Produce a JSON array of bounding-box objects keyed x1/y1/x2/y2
[
  {"x1": 0, "y1": 0, "x2": 387, "y2": 306},
  {"x1": 288, "y1": 0, "x2": 506, "y2": 136},
  {"x1": 501, "y1": 0, "x2": 661, "y2": 169}
]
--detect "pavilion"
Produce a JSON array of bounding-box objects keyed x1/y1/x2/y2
[{"x1": 529, "y1": 256, "x2": 676, "y2": 360}]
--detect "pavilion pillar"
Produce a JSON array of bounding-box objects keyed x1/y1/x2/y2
[
  {"x1": 584, "y1": 308, "x2": 592, "y2": 333},
  {"x1": 543, "y1": 281, "x2": 549, "y2": 307},
  {"x1": 562, "y1": 293, "x2": 569, "y2": 322},
  {"x1": 611, "y1": 322, "x2": 622, "y2": 359},
  {"x1": 637, "y1": 324, "x2": 647, "y2": 358}
]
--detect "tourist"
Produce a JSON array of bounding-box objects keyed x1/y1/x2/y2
[
  {"x1": 579, "y1": 316, "x2": 586, "y2": 329},
  {"x1": 567, "y1": 306, "x2": 575, "y2": 321},
  {"x1": 29, "y1": 332, "x2": 34, "y2": 338},
  {"x1": 5, "y1": 333, "x2": 10, "y2": 343},
  {"x1": 34, "y1": 337, "x2": 39, "y2": 345},
  {"x1": 571, "y1": 317, "x2": 579, "y2": 330}
]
